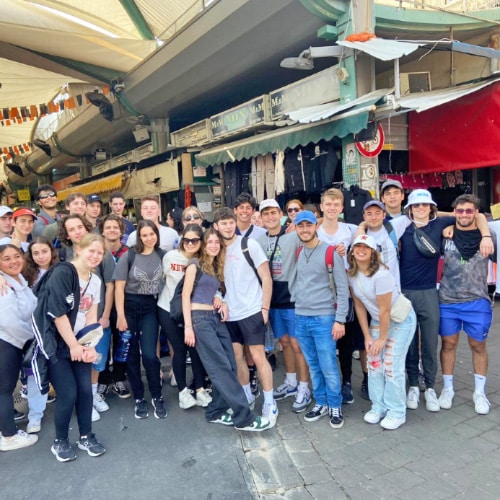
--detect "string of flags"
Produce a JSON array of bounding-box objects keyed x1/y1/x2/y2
[{"x1": 0, "y1": 143, "x2": 32, "y2": 163}]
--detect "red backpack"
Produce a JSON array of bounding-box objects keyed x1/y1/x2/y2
[{"x1": 296, "y1": 245, "x2": 336, "y2": 292}]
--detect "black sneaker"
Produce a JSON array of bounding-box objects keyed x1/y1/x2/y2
[
  {"x1": 112, "y1": 381, "x2": 131, "y2": 399},
  {"x1": 77, "y1": 433, "x2": 106, "y2": 457},
  {"x1": 266, "y1": 353, "x2": 277, "y2": 372},
  {"x1": 249, "y1": 369, "x2": 260, "y2": 398},
  {"x1": 134, "y1": 399, "x2": 149, "y2": 419},
  {"x1": 360, "y1": 381, "x2": 370, "y2": 401},
  {"x1": 51, "y1": 438, "x2": 77, "y2": 462},
  {"x1": 341, "y1": 382, "x2": 354, "y2": 404},
  {"x1": 304, "y1": 404, "x2": 329, "y2": 422},
  {"x1": 152, "y1": 397, "x2": 168, "y2": 419},
  {"x1": 14, "y1": 409, "x2": 25, "y2": 421},
  {"x1": 329, "y1": 407, "x2": 344, "y2": 429}
]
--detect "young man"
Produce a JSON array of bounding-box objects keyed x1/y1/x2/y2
[
  {"x1": 317, "y1": 188, "x2": 366, "y2": 403},
  {"x1": 85, "y1": 194, "x2": 102, "y2": 233},
  {"x1": 292, "y1": 210, "x2": 349, "y2": 429},
  {"x1": 213, "y1": 207, "x2": 278, "y2": 428},
  {"x1": 438, "y1": 194, "x2": 496, "y2": 415},
  {"x1": 32, "y1": 184, "x2": 60, "y2": 237},
  {"x1": 43, "y1": 192, "x2": 87, "y2": 243},
  {"x1": 109, "y1": 191, "x2": 135, "y2": 244},
  {"x1": 257, "y1": 199, "x2": 311, "y2": 413},
  {"x1": 0, "y1": 206, "x2": 13, "y2": 239},
  {"x1": 234, "y1": 193, "x2": 266, "y2": 240},
  {"x1": 0, "y1": 208, "x2": 36, "y2": 251},
  {"x1": 380, "y1": 180, "x2": 405, "y2": 220},
  {"x1": 126, "y1": 196, "x2": 177, "y2": 251}
]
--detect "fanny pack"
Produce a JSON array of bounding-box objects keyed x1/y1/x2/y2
[
  {"x1": 413, "y1": 225, "x2": 440, "y2": 258},
  {"x1": 76, "y1": 323, "x2": 104, "y2": 347}
]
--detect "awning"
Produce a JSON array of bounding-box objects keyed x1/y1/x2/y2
[
  {"x1": 337, "y1": 39, "x2": 422, "y2": 61},
  {"x1": 195, "y1": 109, "x2": 370, "y2": 167},
  {"x1": 121, "y1": 160, "x2": 179, "y2": 199},
  {"x1": 287, "y1": 88, "x2": 392, "y2": 124},
  {"x1": 57, "y1": 172, "x2": 123, "y2": 201},
  {"x1": 409, "y1": 80, "x2": 500, "y2": 174}
]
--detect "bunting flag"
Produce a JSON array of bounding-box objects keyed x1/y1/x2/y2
[{"x1": 0, "y1": 143, "x2": 32, "y2": 163}]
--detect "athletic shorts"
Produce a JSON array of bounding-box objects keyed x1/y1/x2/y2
[
  {"x1": 439, "y1": 299, "x2": 492, "y2": 342},
  {"x1": 269, "y1": 308, "x2": 296, "y2": 339},
  {"x1": 93, "y1": 326, "x2": 112, "y2": 372},
  {"x1": 226, "y1": 311, "x2": 266, "y2": 346}
]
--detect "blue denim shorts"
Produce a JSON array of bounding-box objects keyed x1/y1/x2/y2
[
  {"x1": 439, "y1": 299, "x2": 492, "y2": 342},
  {"x1": 269, "y1": 308, "x2": 296, "y2": 339},
  {"x1": 93, "y1": 326, "x2": 112, "y2": 371}
]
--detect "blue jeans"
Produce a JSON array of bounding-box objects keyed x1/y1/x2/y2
[
  {"x1": 295, "y1": 315, "x2": 342, "y2": 408},
  {"x1": 369, "y1": 310, "x2": 416, "y2": 419}
]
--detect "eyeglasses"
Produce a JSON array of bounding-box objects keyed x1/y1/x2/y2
[
  {"x1": 183, "y1": 237, "x2": 201, "y2": 245},
  {"x1": 411, "y1": 203, "x2": 429, "y2": 208},
  {"x1": 287, "y1": 207, "x2": 300, "y2": 213},
  {"x1": 38, "y1": 193, "x2": 56, "y2": 199},
  {"x1": 455, "y1": 208, "x2": 475, "y2": 215},
  {"x1": 184, "y1": 214, "x2": 202, "y2": 222}
]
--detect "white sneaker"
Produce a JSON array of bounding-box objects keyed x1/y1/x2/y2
[
  {"x1": 438, "y1": 387, "x2": 455, "y2": 410},
  {"x1": 473, "y1": 392, "x2": 491, "y2": 415},
  {"x1": 92, "y1": 407, "x2": 101, "y2": 422},
  {"x1": 0, "y1": 430, "x2": 38, "y2": 451},
  {"x1": 27, "y1": 420, "x2": 41, "y2": 434},
  {"x1": 170, "y1": 372, "x2": 178, "y2": 387},
  {"x1": 195, "y1": 388, "x2": 212, "y2": 408},
  {"x1": 364, "y1": 409, "x2": 386, "y2": 424},
  {"x1": 406, "y1": 386, "x2": 420, "y2": 410},
  {"x1": 380, "y1": 415, "x2": 406, "y2": 430},
  {"x1": 93, "y1": 392, "x2": 109, "y2": 412},
  {"x1": 262, "y1": 399, "x2": 279, "y2": 429},
  {"x1": 425, "y1": 388, "x2": 440, "y2": 412},
  {"x1": 292, "y1": 386, "x2": 311, "y2": 413},
  {"x1": 179, "y1": 387, "x2": 197, "y2": 410}
]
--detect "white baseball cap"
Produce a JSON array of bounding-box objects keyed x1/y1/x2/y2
[
  {"x1": 0, "y1": 206, "x2": 13, "y2": 217},
  {"x1": 259, "y1": 199, "x2": 280, "y2": 212},
  {"x1": 404, "y1": 189, "x2": 437, "y2": 209},
  {"x1": 352, "y1": 234, "x2": 377, "y2": 251}
]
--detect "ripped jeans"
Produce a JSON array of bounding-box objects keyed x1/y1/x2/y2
[{"x1": 368, "y1": 310, "x2": 416, "y2": 419}]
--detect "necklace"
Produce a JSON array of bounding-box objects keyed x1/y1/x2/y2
[{"x1": 303, "y1": 241, "x2": 320, "y2": 263}]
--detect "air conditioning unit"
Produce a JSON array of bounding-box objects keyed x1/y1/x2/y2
[{"x1": 400, "y1": 72, "x2": 431, "y2": 95}]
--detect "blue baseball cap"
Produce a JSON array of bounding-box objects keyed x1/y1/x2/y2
[{"x1": 295, "y1": 210, "x2": 317, "y2": 225}]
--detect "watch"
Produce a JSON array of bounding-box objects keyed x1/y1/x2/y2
[{"x1": 336, "y1": 321, "x2": 345, "y2": 325}]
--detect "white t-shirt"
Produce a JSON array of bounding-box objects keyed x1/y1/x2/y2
[
  {"x1": 157, "y1": 249, "x2": 188, "y2": 312},
  {"x1": 224, "y1": 236, "x2": 268, "y2": 321},
  {"x1": 126, "y1": 225, "x2": 179, "y2": 251},
  {"x1": 74, "y1": 272, "x2": 102, "y2": 335},
  {"x1": 317, "y1": 222, "x2": 357, "y2": 268}
]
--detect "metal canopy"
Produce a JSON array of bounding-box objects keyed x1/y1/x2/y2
[{"x1": 337, "y1": 38, "x2": 422, "y2": 61}]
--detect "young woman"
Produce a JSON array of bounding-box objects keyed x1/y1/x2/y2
[
  {"x1": 182, "y1": 228, "x2": 270, "y2": 432},
  {"x1": 113, "y1": 220, "x2": 167, "y2": 420},
  {"x1": 167, "y1": 207, "x2": 184, "y2": 236},
  {"x1": 32, "y1": 234, "x2": 107, "y2": 461},
  {"x1": 284, "y1": 199, "x2": 304, "y2": 233},
  {"x1": 182, "y1": 206, "x2": 204, "y2": 230},
  {"x1": 158, "y1": 224, "x2": 211, "y2": 409},
  {"x1": 0, "y1": 244, "x2": 38, "y2": 451},
  {"x1": 348, "y1": 235, "x2": 416, "y2": 431}
]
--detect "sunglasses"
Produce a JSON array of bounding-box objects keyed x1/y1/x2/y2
[
  {"x1": 411, "y1": 203, "x2": 430, "y2": 208},
  {"x1": 184, "y1": 214, "x2": 202, "y2": 222},
  {"x1": 183, "y1": 237, "x2": 201, "y2": 245},
  {"x1": 455, "y1": 208, "x2": 475, "y2": 215},
  {"x1": 287, "y1": 207, "x2": 300, "y2": 213},
  {"x1": 38, "y1": 193, "x2": 56, "y2": 199}
]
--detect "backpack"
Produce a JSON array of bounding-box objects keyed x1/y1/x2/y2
[
  {"x1": 296, "y1": 244, "x2": 336, "y2": 292},
  {"x1": 241, "y1": 236, "x2": 262, "y2": 285},
  {"x1": 383, "y1": 220, "x2": 400, "y2": 259},
  {"x1": 169, "y1": 266, "x2": 203, "y2": 324}
]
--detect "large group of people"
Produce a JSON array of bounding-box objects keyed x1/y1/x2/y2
[{"x1": 0, "y1": 182, "x2": 496, "y2": 462}]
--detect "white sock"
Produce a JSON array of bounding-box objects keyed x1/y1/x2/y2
[
  {"x1": 263, "y1": 390, "x2": 274, "y2": 405},
  {"x1": 442, "y1": 375, "x2": 454, "y2": 390},
  {"x1": 285, "y1": 373, "x2": 297, "y2": 387},
  {"x1": 298, "y1": 381, "x2": 309, "y2": 391},
  {"x1": 92, "y1": 383, "x2": 98, "y2": 396},
  {"x1": 474, "y1": 374, "x2": 486, "y2": 394},
  {"x1": 243, "y1": 384, "x2": 253, "y2": 400}
]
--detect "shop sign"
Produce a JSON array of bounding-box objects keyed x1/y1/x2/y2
[
  {"x1": 270, "y1": 66, "x2": 340, "y2": 119},
  {"x1": 356, "y1": 124, "x2": 385, "y2": 158},
  {"x1": 17, "y1": 189, "x2": 31, "y2": 201},
  {"x1": 210, "y1": 95, "x2": 269, "y2": 139}
]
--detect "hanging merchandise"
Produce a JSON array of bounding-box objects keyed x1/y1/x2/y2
[
  {"x1": 274, "y1": 150, "x2": 285, "y2": 195},
  {"x1": 255, "y1": 153, "x2": 275, "y2": 203},
  {"x1": 284, "y1": 147, "x2": 307, "y2": 195},
  {"x1": 342, "y1": 185, "x2": 373, "y2": 224}
]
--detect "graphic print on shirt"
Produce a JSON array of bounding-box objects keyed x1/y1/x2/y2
[
  {"x1": 266, "y1": 240, "x2": 283, "y2": 278},
  {"x1": 134, "y1": 263, "x2": 163, "y2": 294}
]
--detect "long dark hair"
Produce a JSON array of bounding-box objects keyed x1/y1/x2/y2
[
  {"x1": 180, "y1": 223, "x2": 203, "y2": 258},
  {"x1": 23, "y1": 236, "x2": 58, "y2": 287},
  {"x1": 135, "y1": 220, "x2": 160, "y2": 253},
  {"x1": 199, "y1": 228, "x2": 225, "y2": 283}
]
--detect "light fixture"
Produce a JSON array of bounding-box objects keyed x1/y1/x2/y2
[
  {"x1": 95, "y1": 149, "x2": 107, "y2": 161},
  {"x1": 85, "y1": 90, "x2": 114, "y2": 122},
  {"x1": 280, "y1": 46, "x2": 351, "y2": 70},
  {"x1": 33, "y1": 138, "x2": 52, "y2": 157},
  {"x1": 132, "y1": 125, "x2": 150, "y2": 143}
]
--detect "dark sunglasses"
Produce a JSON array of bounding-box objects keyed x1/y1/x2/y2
[
  {"x1": 183, "y1": 237, "x2": 201, "y2": 245},
  {"x1": 455, "y1": 208, "x2": 475, "y2": 215},
  {"x1": 184, "y1": 214, "x2": 202, "y2": 222},
  {"x1": 38, "y1": 193, "x2": 56, "y2": 199},
  {"x1": 411, "y1": 203, "x2": 429, "y2": 208},
  {"x1": 287, "y1": 207, "x2": 300, "y2": 213}
]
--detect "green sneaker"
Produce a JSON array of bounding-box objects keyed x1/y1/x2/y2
[
  {"x1": 209, "y1": 411, "x2": 233, "y2": 426},
  {"x1": 235, "y1": 416, "x2": 270, "y2": 432}
]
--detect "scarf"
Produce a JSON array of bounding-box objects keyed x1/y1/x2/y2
[{"x1": 453, "y1": 227, "x2": 481, "y2": 260}]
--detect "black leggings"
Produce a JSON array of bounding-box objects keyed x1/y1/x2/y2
[
  {"x1": 0, "y1": 339, "x2": 22, "y2": 437},
  {"x1": 158, "y1": 308, "x2": 205, "y2": 391},
  {"x1": 48, "y1": 357, "x2": 92, "y2": 440}
]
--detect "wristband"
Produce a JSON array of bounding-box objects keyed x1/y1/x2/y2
[
  {"x1": 261, "y1": 307, "x2": 269, "y2": 311},
  {"x1": 336, "y1": 321, "x2": 345, "y2": 326},
  {"x1": 482, "y1": 235, "x2": 492, "y2": 238}
]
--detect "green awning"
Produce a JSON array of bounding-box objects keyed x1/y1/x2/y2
[{"x1": 194, "y1": 109, "x2": 370, "y2": 167}]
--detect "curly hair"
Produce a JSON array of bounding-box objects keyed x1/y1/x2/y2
[
  {"x1": 22, "y1": 236, "x2": 58, "y2": 287},
  {"x1": 59, "y1": 214, "x2": 92, "y2": 246},
  {"x1": 198, "y1": 228, "x2": 226, "y2": 283}
]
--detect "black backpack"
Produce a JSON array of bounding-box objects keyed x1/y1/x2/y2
[{"x1": 169, "y1": 266, "x2": 202, "y2": 325}]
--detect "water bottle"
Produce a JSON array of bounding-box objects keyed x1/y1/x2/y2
[
  {"x1": 114, "y1": 330, "x2": 132, "y2": 363},
  {"x1": 265, "y1": 324, "x2": 274, "y2": 353},
  {"x1": 367, "y1": 342, "x2": 382, "y2": 370}
]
